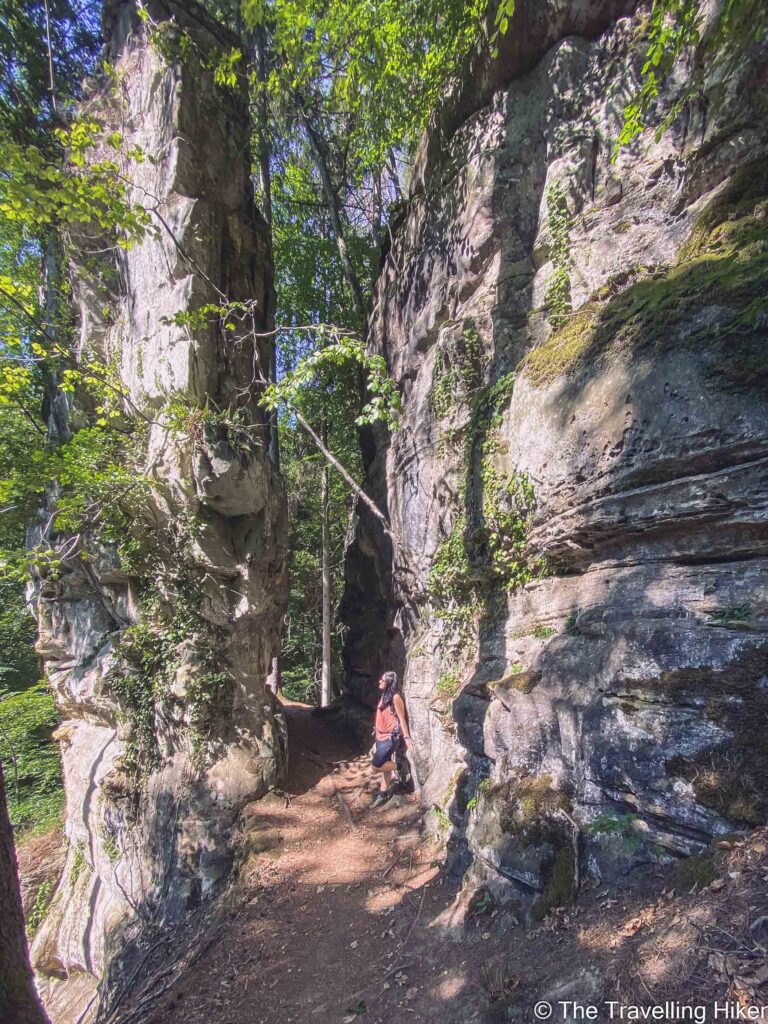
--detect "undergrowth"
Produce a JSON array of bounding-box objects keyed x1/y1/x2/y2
[{"x1": 0, "y1": 681, "x2": 64, "y2": 837}]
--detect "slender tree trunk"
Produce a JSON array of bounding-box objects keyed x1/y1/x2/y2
[
  {"x1": 40, "y1": 236, "x2": 70, "y2": 443},
  {"x1": 293, "y1": 410, "x2": 392, "y2": 540},
  {"x1": 301, "y1": 111, "x2": 367, "y2": 321},
  {"x1": 320, "y1": 420, "x2": 332, "y2": 708},
  {"x1": 387, "y1": 150, "x2": 403, "y2": 200},
  {"x1": 255, "y1": 24, "x2": 272, "y2": 230},
  {"x1": 372, "y1": 168, "x2": 382, "y2": 247},
  {"x1": 253, "y1": 25, "x2": 281, "y2": 470},
  {"x1": 0, "y1": 760, "x2": 50, "y2": 1024}
]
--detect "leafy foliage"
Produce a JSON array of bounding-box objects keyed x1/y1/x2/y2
[
  {"x1": 279, "y1": 423, "x2": 357, "y2": 702},
  {"x1": 0, "y1": 0, "x2": 99, "y2": 144},
  {"x1": 262, "y1": 331, "x2": 401, "y2": 429},
  {"x1": 544, "y1": 182, "x2": 572, "y2": 330},
  {"x1": 26, "y1": 878, "x2": 54, "y2": 936},
  {"x1": 427, "y1": 367, "x2": 550, "y2": 661},
  {"x1": 243, "y1": 0, "x2": 492, "y2": 171},
  {"x1": 431, "y1": 327, "x2": 483, "y2": 422},
  {"x1": 615, "y1": 0, "x2": 768, "y2": 157},
  {"x1": 0, "y1": 680, "x2": 63, "y2": 836}
]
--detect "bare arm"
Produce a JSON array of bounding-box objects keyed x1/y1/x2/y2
[{"x1": 393, "y1": 694, "x2": 412, "y2": 744}]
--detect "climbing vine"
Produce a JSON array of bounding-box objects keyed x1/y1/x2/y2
[
  {"x1": 107, "y1": 507, "x2": 233, "y2": 786},
  {"x1": 544, "y1": 182, "x2": 572, "y2": 330},
  {"x1": 430, "y1": 326, "x2": 483, "y2": 422},
  {"x1": 427, "y1": 369, "x2": 551, "y2": 657},
  {"x1": 614, "y1": 0, "x2": 768, "y2": 158}
]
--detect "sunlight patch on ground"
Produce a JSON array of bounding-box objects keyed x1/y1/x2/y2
[{"x1": 433, "y1": 970, "x2": 468, "y2": 1000}]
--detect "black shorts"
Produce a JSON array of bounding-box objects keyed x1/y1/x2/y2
[{"x1": 372, "y1": 736, "x2": 401, "y2": 768}]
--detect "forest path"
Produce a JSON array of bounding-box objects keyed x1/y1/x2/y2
[
  {"x1": 143, "y1": 701, "x2": 476, "y2": 1024},
  {"x1": 125, "y1": 705, "x2": 768, "y2": 1024}
]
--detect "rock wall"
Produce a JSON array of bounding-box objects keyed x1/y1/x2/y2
[
  {"x1": 343, "y1": 0, "x2": 768, "y2": 920},
  {"x1": 28, "y1": 1, "x2": 287, "y2": 1017}
]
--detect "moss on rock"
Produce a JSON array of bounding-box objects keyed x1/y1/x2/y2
[
  {"x1": 520, "y1": 160, "x2": 768, "y2": 391},
  {"x1": 488, "y1": 667, "x2": 541, "y2": 694},
  {"x1": 520, "y1": 304, "x2": 601, "y2": 387},
  {"x1": 533, "y1": 846, "x2": 576, "y2": 921},
  {"x1": 672, "y1": 847, "x2": 720, "y2": 892},
  {"x1": 498, "y1": 773, "x2": 572, "y2": 844}
]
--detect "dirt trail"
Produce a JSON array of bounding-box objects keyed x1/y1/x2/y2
[
  {"x1": 143, "y1": 702, "x2": 467, "y2": 1024},
  {"x1": 122, "y1": 703, "x2": 768, "y2": 1024}
]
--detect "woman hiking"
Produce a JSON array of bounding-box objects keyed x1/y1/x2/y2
[{"x1": 371, "y1": 670, "x2": 413, "y2": 808}]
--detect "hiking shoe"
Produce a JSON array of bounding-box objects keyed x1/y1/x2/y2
[{"x1": 371, "y1": 790, "x2": 390, "y2": 809}]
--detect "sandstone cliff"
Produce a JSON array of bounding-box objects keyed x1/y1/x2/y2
[
  {"x1": 28, "y1": 2, "x2": 286, "y2": 1016},
  {"x1": 343, "y1": 0, "x2": 768, "y2": 921}
]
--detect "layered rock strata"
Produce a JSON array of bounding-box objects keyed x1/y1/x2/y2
[{"x1": 343, "y1": 0, "x2": 768, "y2": 919}]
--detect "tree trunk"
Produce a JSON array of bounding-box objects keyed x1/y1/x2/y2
[
  {"x1": 293, "y1": 410, "x2": 393, "y2": 541},
  {"x1": 320, "y1": 420, "x2": 332, "y2": 708},
  {"x1": 387, "y1": 150, "x2": 403, "y2": 200},
  {"x1": 372, "y1": 167, "x2": 382, "y2": 248},
  {"x1": 255, "y1": 24, "x2": 272, "y2": 229},
  {"x1": 254, "y1": 25, "x2": 281, "y2": 470},
  {"x1": 301, "y1": 111, "x2": 368, "y2": 321},
  {"x1": 0, "y1": 759, "x2": 50, "y2": 1024},
  {"x1": 40, "y1": 235, "x2": 70, "y2": 443}
]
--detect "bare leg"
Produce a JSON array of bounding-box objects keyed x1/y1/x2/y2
[{"x1": 373, "y1": 762, "x2": 395, "y2": 791}]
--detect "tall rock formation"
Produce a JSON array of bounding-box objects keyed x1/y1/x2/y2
[
  {"x1": 28, "y1": 1, "x2": 286, "y2": 1017},
  {"x1": 343, "y1": 0, "x2": 768, "y2": 921}
]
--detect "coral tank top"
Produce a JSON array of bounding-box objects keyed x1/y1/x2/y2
[{"x1": 375, "y1": 699, "x2": 398, "y2": 741}]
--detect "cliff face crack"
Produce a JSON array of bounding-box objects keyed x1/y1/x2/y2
[
  {"x1": 536, "y1": 453, "x2": 768, "y2": 530},
  {"x1": 82, "y1": 731, "x2": 116, "y2": 868}
]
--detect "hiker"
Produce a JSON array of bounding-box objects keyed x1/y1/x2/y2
[{"x1": 371, "y1": 670, "x2": 413, "y2": 808}]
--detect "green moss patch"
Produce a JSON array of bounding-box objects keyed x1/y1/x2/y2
[
  {"x1": 489, "y1": 666, "x2": 541, "y2": 695},
  {"x1": 520, "y1": 303, "x2": 600, "y2": 387},
  {"x1": 672, "y1": 850, "x2": 717, "y2": 891},
  {"x1": 533, "y1": 846, "x2": 576, "y2": 921},
  {"x1": 436, "y1": 669, "x2": 462, "y2": 699},
  {"x1": 520, "y1": 161, "x2": 768, "y2": 391},
  {"x1": 498, "y1": 773, "x2": 572, "y2": 844}
]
